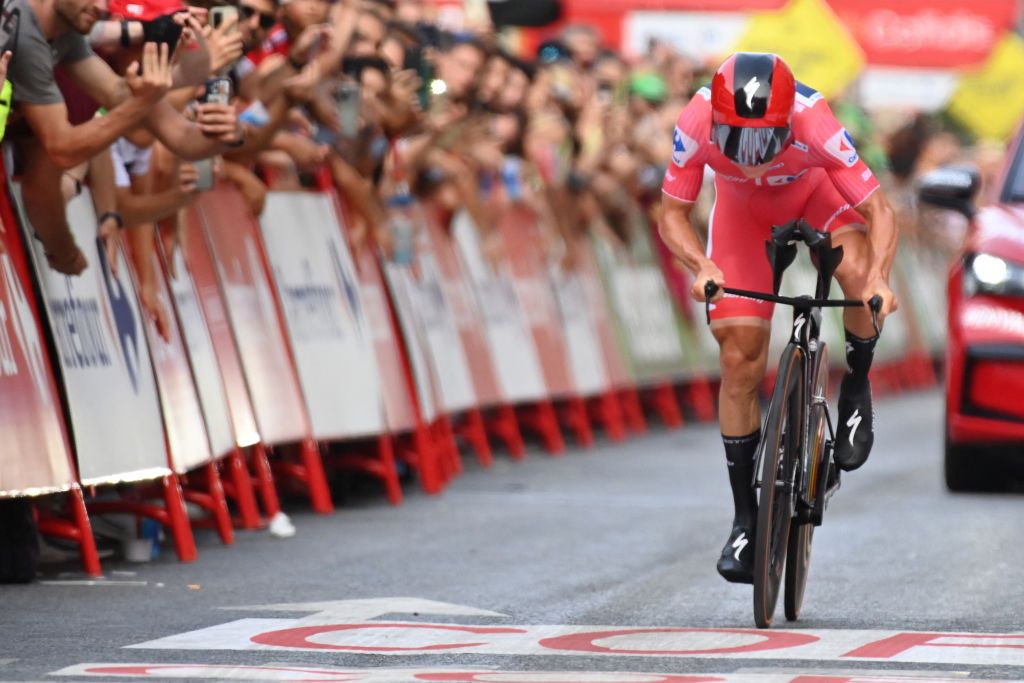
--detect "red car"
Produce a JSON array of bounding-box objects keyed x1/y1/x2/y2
[{"x1": 919, "y1": 132, "x2": 1024, "y2": 490}]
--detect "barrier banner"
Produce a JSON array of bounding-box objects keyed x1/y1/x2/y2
[
  {"x1": 164, "y1": 247, "x2": 237, "y2": 457},
  {"x1": 452, "y1": 211, "x2": 547, "y2": 403},
  {"x1": 195, "y1": 188, "x2": 309, "y2": 445},
  {"x1": 497, "y1": 203, "x2": 574, "y2": 397},
  {"x1": 423, "y1": 213, "x2": 501, "y2": 407},
  {"x1": 574, "y1": 235, "x2": 633, "y2": 390},
  {"x1": 548, "y1": 265, "x2": 608, "y2": 397},
  {"x1": 381, "y1": 261, "x2": 440, "y2": 422},
  {"x1": 893, "y1": 245, "x2": 948, "y2": 356},
  {"x1": 17, "y1": 188, "x2": 169, "y2": 485},
  {"x1": 181, "y1": 206, "x2": 261, "y2": 449},
  {"x1": 0, "y1": 200, "x2": 75, "y2": 496},
  {"x1": 259, "y1": 192, "x2": 386, "y2": 439},
  {"x1": 383, "y1": 204, "x2": 476, "y2": 415},
  {"x1": 137, "y1": 248, "x2": 214, "y2": 474},
  {"x1": 590, "y1": 219, "x2": 691, "y2": 384},
  {"x1": 349, "y1": 242, "x2": 418, "y2": 433}
]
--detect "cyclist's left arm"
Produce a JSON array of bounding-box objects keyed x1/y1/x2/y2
[{"x1": 805, "y1": 100, "x2": 898, "y2": 318}]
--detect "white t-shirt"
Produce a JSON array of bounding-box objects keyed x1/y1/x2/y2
[{"x1": 110, "y1": 138, "x2": 153, "y2": 188}]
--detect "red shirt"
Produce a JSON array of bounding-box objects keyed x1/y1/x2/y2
[{"x1": 661, "y1": 84, "x2": 879, "y2": 207}]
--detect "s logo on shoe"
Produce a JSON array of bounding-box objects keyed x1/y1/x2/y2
[
  {"x1": 847, "y1": 409, "x2": 862, "y2": 446},
  {"x1": 732, "y1": 532, "x2": 748, "y2": 561}
]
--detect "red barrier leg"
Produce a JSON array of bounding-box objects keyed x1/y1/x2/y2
[
  {"x1": 685, "y1": 377, "x2": 718, "y2": 423},
  {"x1": 204, "y1": 463, "x2": 233, "y2": 544},
  {"x1": 223, "y1": 448, "x2": 262, "y2": 529},
  {"x1": 251, "y1": 444, "x2": 282, "y2": 517},
  {"x1": 411, "y1": 423, "x2": 444, "y2": 494},
  {"x1": 435, "y1": 417, "x2": 462, "y2": 479},
  {"x1": 68, "y1": 486, "x2": 101, "y2": 576},
  {"x1": 592, "y1": 390, "x2": 627, "y2": 442},
  {"x1": 37, "y1": 486, "x2": 102, "y2": 577},
  {"x1": 620, "y1": 387, "x2": 647, "y2": 434},
  {"x1": 458, "y1": 409, "x2": 493, "y2": 468},
  {"x1": 488, "y1": 404, "x2": 526, "y2": 460},
  {"x1": 562, "y1": 396, "x2": 594, "y2": 448},
  {"x1": 519, "y1": 401, "x2": 565, "y2": 455},
  {"x1": 162, "y1": 475, "x2": 197, "y2": 563},
  {"x1": 650, "y1": 382, "x2": 684, "y2": 428},
  {"x1": 299, "y1": 438, "x2": 334, "y2": 514},
  {"x1": 377, "y1": 436, "x2": 403, "y2": 505}
]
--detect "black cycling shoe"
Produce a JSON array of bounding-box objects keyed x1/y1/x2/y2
[
  {"x1": 834, "y1": 376, "x2": 874, "y2": 471},
  {"x1": 716, "y1": 524, "x2": 755, "y2": 584}
]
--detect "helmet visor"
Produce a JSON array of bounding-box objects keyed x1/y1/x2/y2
[{"x1": 713, "y1": 124, "x2": 791, "y2": 167}]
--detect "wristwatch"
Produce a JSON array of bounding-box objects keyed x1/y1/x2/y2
[{"x1": 98, "y1": 211, "x2": 125, "y2": 229}]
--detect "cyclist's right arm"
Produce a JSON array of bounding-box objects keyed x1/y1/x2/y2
[{"x1": 659, "y1": 89, "x2": 723, "y2": 302}]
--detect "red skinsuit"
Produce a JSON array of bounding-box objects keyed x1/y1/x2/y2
[{"x1": 662, "y1": 84, "x2": 880, "y2": 322}]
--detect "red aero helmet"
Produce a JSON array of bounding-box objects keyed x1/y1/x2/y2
[{"x1": 710, "y1": 52, "x2": 796, "y2": 167}]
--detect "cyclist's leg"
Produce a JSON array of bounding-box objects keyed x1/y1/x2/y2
[
  {"x1": 707, "y1": 189, "x2": 776, "y2": 582},
  {"x1": 803, "y1": 177, "x2": 878, "y2": 470}
]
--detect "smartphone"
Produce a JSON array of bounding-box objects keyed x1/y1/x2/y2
[
  {"x1": 194, "y1": 159, "x2": 214, "y2": 191},
  {"x1": 210, "y1": 6, "x2": 238, "y2": 32},
  {"x1": 203, "y1": 76, "x2": 232, "y2": 105},
  {"x1": 334, "y1": 81, "x2": 360, "y2": 138}
]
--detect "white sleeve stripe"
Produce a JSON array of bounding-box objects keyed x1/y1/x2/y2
[{"x1": 662, "y1": 188, "x2": 696, "y2": 203}]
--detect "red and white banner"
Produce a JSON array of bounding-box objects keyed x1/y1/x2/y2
[
  {"x1": 498, "y1": 204, "x2": 574, "y2": 398},
  {"x1": 548, "y1": 266, "x2": 608, "y2": 397},
  {"x1": 452, "y1": 211, "x2": 547, "y2": 403},
  {"x1": 182, "y1": 206, "x2": 261, "y2": 448},
  {"x1": 826, "y1": 0, "x2": 1017, "y2": 68},
  {"x1": 195, "y1": 188, "x2": 310, "y2": 446},
  {"x1": 259, "y1": 192, "x2": 386, "y2": 440},
  {"x1": 0, "y1": 199, "x2": 75, "y2": 496},
  {"x1": 138, "y1": 248, "x2": 214, "y2": 474},
  {"x1": 19, "y1": 189, "x2": 169, "y2": 485},
  {"x1": 164, "y1": 246, "x2": 237, "y2": 457},
  {"x1": 423, "y1": 212, "x2": 502, "y2": 407}
]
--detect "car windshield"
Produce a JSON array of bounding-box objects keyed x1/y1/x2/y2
[{"x1": 1002, "y1": 136, "x2": 1024, "y2": 204}]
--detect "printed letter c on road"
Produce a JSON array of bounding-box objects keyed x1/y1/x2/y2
[
  {"x1": 537, "y1": 628, "x2": 818, "y2": 656},
  {"x1": 249, "y1": 623, "x2": 528, "y2": 652}
]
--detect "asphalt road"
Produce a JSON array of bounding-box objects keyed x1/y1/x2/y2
[{"x1": 3, "y1": 389, "x2": 1024, "y2": 683}]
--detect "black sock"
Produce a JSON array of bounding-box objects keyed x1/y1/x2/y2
[
  {"x1": 723, "y1": 430, "x2": 760, "y2": 529},
  {"x1": 844, "y1": 329, "x2": 878, "y2": 392}
]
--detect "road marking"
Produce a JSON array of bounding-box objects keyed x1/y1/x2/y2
[
  {"x1": 127, "y1": 619, "x2": 1024, "y2": 667},
  {"x1": 38, "y1": 580, "x2": 149, "y2": 587},
  {"x1": 48, "y1": 664, "x2": 1002, "y2": 683}
]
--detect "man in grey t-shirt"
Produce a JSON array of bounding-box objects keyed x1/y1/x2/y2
[{"x1": 9, "y1": 0, "x2": 241, "y2": 275}]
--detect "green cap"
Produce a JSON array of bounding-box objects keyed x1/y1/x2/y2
[{"x1": 629, "y1": 71, "x2": 667, "y2": 103}]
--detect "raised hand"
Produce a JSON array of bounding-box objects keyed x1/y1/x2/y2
[
  {"x1": 125, "y1": 42, "x2": 173, "y2": 103},
  {"x1": 195, "y1": 102, "x2": 242, "y2": 142}
]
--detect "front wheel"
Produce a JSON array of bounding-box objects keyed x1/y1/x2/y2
[
  {"x1": 784, "y1": 522, "x2": 813, "y2": 621},
  {"x1": 753, "y1": 345, "x2": 804, "y2": 629}
]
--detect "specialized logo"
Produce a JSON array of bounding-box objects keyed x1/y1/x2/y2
[
  {"x1": 846, "y1": 409, "x2": 863, "y2": 446},
  {"x1": 732, "y1": 532, "x2": 749, "y2": 561},
  {"x1": 825, "y1": 128, "x2": 859, "y2": 168},
  {"x1": 793, "y1": 314, "x2": 806, "y2": 339},
  {"x1": 767, "y1": 169, "x2": 809, "y2": 186},
  {"x1": 672, "y1": 126, "x2": 698, "y2": 167},
  {"x1": 742, "y1": 76, "x2": 760, "y2": 110}
]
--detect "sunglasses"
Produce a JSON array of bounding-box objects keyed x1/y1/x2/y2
[{"x1": 239, "y1": 5, "x2": 276, "y2": 30}]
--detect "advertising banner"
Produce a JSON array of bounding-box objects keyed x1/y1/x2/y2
[
  {"x1": 497, "y1": 203, "x2": 575, "y2": 397},
  {"x1": 0, "y1": 206, "x2": 75, "y2": 496},
  {"x1": 423, "y1": 214, "x2": 501, "y2": 407},
  {"x1": 19, "y1": 189, "x2": 169, "y2": 486},
  {"x1": 196, "y1": 188, "x2": 309, "y2": 445},
  {"x1": 181, "y1": 207, "x2": 261, "y2": 449},
  {"x1": 138, "y1": 248, "x2": 213, "y2": 474},
  {"x1": 164, "y1": 246, "x2": 236, "y2": 457},
  {"x1": 548, "y1": 265, "x2": 608, "y2": 397},
  {"x1": 452, "y1": 211, "x2": 547, "y2": 403},
  {"x1": 260, "y1": 192, "x2": 386, "y2": 439}
]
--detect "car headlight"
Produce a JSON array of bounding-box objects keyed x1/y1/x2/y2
[{"x1": 963, "y1": 253, "x2": 1024, "y2": 297}]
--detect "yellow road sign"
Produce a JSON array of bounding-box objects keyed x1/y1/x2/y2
[
  {"x1": 948, "y1": 33, "x2": 1024, "y2": 142},
  {"x1": 732, "y1": 0, "x2": 865, "y2": 100}
]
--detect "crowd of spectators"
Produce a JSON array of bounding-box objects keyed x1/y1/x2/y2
[{"x1": 0, "y1": 0, "x2": 996, "y2": 336}]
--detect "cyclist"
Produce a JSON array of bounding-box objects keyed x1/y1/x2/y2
[{"x1": 659, "y1": 53, "x2": 898, "y2": 583}]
